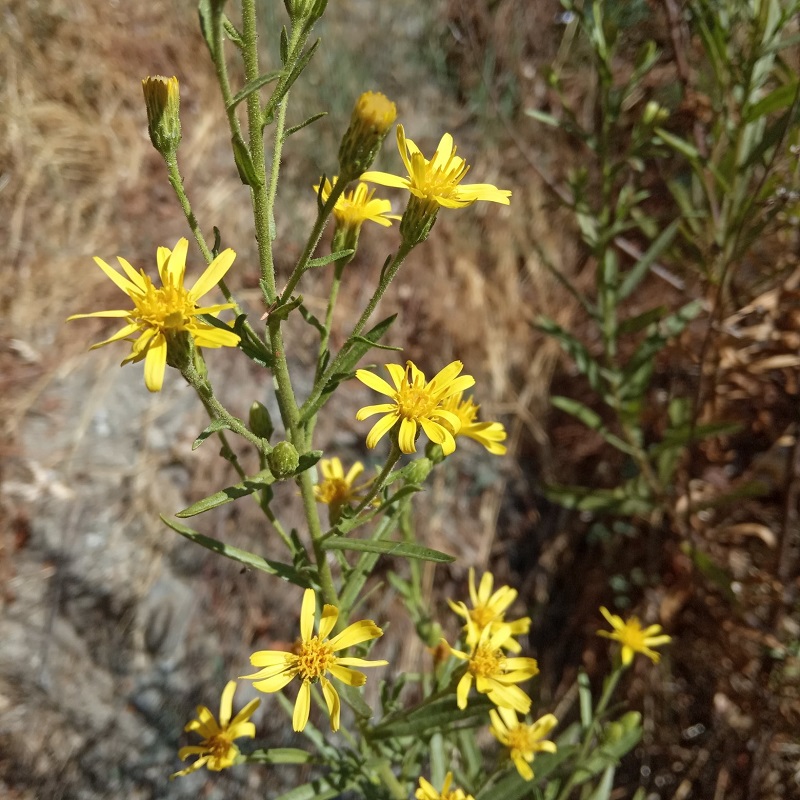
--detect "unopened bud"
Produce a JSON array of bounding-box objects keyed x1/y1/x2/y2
[
  {"x1": 642, "y1": 100, "x2": 668, "y2": 126},
  {"x1": 338, "y1": 91, "x2": 397, "y2": 181},
  {"x1": 142, "y1": 76, "x2": 181, "y2": 156},
  {"x1": 249, "y1": 401, "x2": 274, "y2": 441},
  {"x1": 268, "y1": 441, "x2": 300, "y2": 479},
  {"x1": 284, "y1": 0, "x2": 327, "y2": 29}
]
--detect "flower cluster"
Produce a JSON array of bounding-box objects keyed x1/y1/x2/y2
[
  {"x1": 355, "y1": 360, "x2": 506, "y2": 457},
  {"x1": 449, "y1": 568, "x2": 531, "y2": 653}
]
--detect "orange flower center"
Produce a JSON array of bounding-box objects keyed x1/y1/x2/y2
[
  {"x1": 505, "y1": 725, "x2": 537, "y2": 753},
  {"x1": 294, "y1": 636, "x2": 335, "y2": 682},
  {"x1": 617, "y1": 619, "x2": 647, "y2": 651},
  {"x1": 469, "y1": 642, "x2": 504, "y2": 678},
  {"x1": 470, "y1": 605, "x2": 498, "y2": 630},
  {"x1": 395, "y1": 376, "x2": 439, "y2": 421},
  {"x1": 316, "y1": 478, "x2": 352, "y2": 506},
  {"x1": 411, "y1": 151, "x2": 469, "y2": 199},
  {"x1": 132, "y1": 275, "x2": 195, "y2": 332}
]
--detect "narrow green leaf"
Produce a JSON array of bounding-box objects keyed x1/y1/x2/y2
[
  {"x1": 550, "y1": 396, "x2": 636, "y2": 456},
  {"x1": 193, "y1": 419, "x2": 233, "y2": 450},
  {"x1": 269, "y1": 295, "x2": 303, "y2": 322},
  {"x1": 619, "y1": 219, "x2": 680, "y2": 300},
  {"x1": 176, "y1": 469, "x2": 274, "y2": 517},
  {"x1": 285, "y1": 111, "x2": 327, "y2": 139},
  {"x1": 578, "y1": 670, "x2": 592, "y2": 728},
  {"x1": 350, "y1": 336, "x2": 403, "y2": 352},
  {"x1": 227, "y1": 70, "x2": 282, "y2": 112},
  {"x1": 370, "y1": 695, "x2": 493, "y2": 739},
  {"x1": 537, "y1": 316, "x2": 604, "y2": 394},
  {"x1": 654, "y1": 127, "x2": 700, "y2": 160},
  {"x1": 586, "y1": 766, "x2": 615, "y2": 800},
  {"x1": 222, "y1": 16, "x2": 243, "y2": 47},
  {"x1": 298, "y1": 303, "x2": 326, "y2": 337},
  {"x1": 524, "y1": 108, "x2": 561, "y2": 127},
  {"x1": 616, "y1": 306, "x2": 664, "y2": 337},
  {"x1": 322, "y1": 537, "x2": 454, "y2": 563},
  {"x1": 245, "y1": 748, "x2": 314, "y2": 765},
  {"x1": 161, "y1": 516, "x2": 307, "y2": 583},
  {"x1": 231, "y1": 132, "x2": 261, "y2": 186},
  {"x1": 338, "y1": 683, "x2": 373, "y2": 721},
  {"x1": 744, "y1": 80, "x2": 798, "y2": 122},
  {"x1": 306, "y1": 249, "x2": 355, "y2": 269},
  {"x1": 198, "y1": 0, "x2": 222, "y2": 56}
]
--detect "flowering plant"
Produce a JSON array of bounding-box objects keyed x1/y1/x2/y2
[{"x1": 66, "y1": 2, "x2": 672, "y2": 797}]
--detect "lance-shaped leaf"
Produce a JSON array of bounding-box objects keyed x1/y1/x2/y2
[
  {"x1": 322, "y1": 537, "x2": 454, "y2": 563},
  {"x1": 245, "y1": 748, "x2": 314, "y2": 765},
  {"x1": 176, "y1": 469, "x2": 274, "y2": 517},
  {"x1": 161, "y1": 516, "x2": 307, "y2": 584},
  {"x1": 369, "y1": 694, "x2": 494, "y2": 740},
  {"x1": 227, "y1": 70, "x2": 282, "y2": 112}
]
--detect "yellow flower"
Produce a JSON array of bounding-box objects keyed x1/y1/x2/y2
[
  {"x1": 355, "y1": 360, "x2": 475, "y2": 455},
  {"x1": 314, "y1": 458, "x2": 370, "y2": 522},
  {"x1": 597, "y1": 606, "x2": 672, "y2": 666},
  {"x1": 171, "y1": 680, "x2": 260, "y2": 779},
  {"x1": 446, "y1": 623, "x2": 539, "y2": 714},
  {"x1": 68, "y1": 238, "x2": 240, "y2": 392},
  {"x1": 439, "y1": 392, "x2": 507, "y2": 455},
  {"x1": 314, "y1": 457, "x2": 366, "y2": 505},
  {"x1": 315, "y1": 177, "x2": 400, "y2": 231},
  {"x1": 361, "y1": 125, "x2": 512, "y2": 210},
  {"x1": 489, "y1": 707, "x2": 558, "y2": 781},
  {"x1": 242, "y1": 588, "x2": 387, "y2": 732},
  {"x1": 448, "y1": 568, "x2": 531, "y2": 653},
  {"x1": 415, "y1": 772, "x2": 475, "y2": 800}
]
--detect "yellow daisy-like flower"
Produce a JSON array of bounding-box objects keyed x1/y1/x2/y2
[
  {"x1": 416, "y1": 772, "x2": 475, "y2": 800},
  {"x1": 315, "y1": 177, "x2": 400, "y2": 231},
  {"x1": 439, "y1": 392, "x2": 507, "y2": 455},
  {"x1": 448, "y1": 568, "x2": 531, "y2": 653},
  {"x1": 489, "y1": 707, "x2": 558, "y2": 781},
  {"x1": 68, "y1": 238, "x2": 240, "y2": 392},
  {"x1": 242, "y1": 588, "x2": 387, "y2": 732},
  {"x1": 597, "y1": 606, "x2": 672, "y2": 666},
  {"x1": 361, "y1": 125, "x2": 512, "y2": 210},
  {"x1": 355, "y1": 360, "x2": 475, "y2": 455},
  {"x1": 314, "y1": 457, "x2": 367, "y2": 506},
  {"x1": 446, "y1": 622, "x2": 539, "y2": 714},
  {"x1": 171, "y1": 680, "x2": 260, "y2": 779}
]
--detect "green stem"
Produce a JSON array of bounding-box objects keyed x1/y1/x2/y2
[
  {"x1": 353, "y1": 444, "x2": 401, "y2": 515},
  {"x1": 299, "y1": 239, "x2": 415, "y2": 424},
  {"x1": 554, "y1": 665, "x2": 624, "y2": 800},
  {"x1": 163, "y1": 151, "x2": 263, "y2": 341},
  {"x1": 297, "y1": 466, "x2": 338, "y2": 607},
  {"x1": 375, "y1": 759, "x2": 406, "y2": 800},
  {"x1": 279, "y1": 178, "x2": 349, "y2": 303}
]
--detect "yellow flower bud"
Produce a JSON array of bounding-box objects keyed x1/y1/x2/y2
[
  {"x1": 142, "y1": 75, "x2": 181, "y2": 156},
  {"x1": 338, "y1": 91, "x2": 397, "y2": 181}
]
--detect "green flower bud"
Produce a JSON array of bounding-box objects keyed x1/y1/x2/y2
[
  {"x1": 284, "y1": 0, "x2": 327, "y2": 29},
  {"x1": 403, "y1": 457, "x2": 433, "y2": 485},
  {"x1": 424, "y1": 442, "x2": 446, "y2": 465},
  {"x1": 142, "y1": 75, "x2": 181, "y2": 156},
  {"x1": 642, "y1": 100, "x2": 668, "y2": 126},
  {"x1": 338, "y1": 91, "x2": 397, "y2": 181},
  {"x1": 249, "y1": 401, "x2": 274, "y2": 441},
  {"x1": 268, "y1": 441, "x2": 300, "y2": 479}
]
